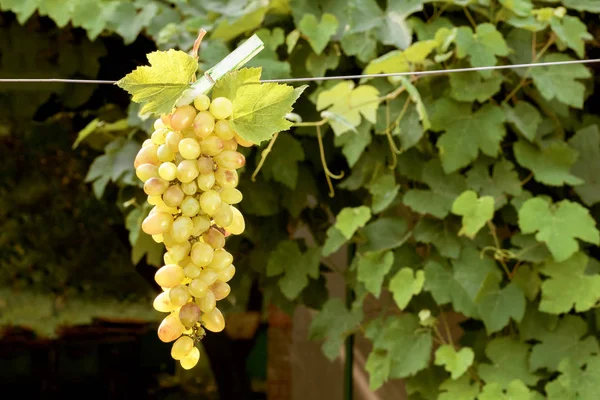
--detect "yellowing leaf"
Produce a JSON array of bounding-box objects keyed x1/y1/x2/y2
[
  {"x1": 404, "y1": 40, "x2": 438, "y2": 63},
  {"x1": 116, "y1": 49, "x2": 198, "y2": 115},
  {"x1": 452, "y1": 190, "x2": 495, "y2": 239},
  {"x1": 363, "y1": 50, "x2": 410, "y2": 78}
]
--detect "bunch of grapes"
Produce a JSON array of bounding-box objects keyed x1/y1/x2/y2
[{"x1": 133, "y1": 94, "x2": 252, "y2": 369}]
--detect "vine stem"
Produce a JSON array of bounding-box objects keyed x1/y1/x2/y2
[
  {"x1": 487, "y1": 220, "x2": 512, "y2": 279},
  {"x1": 251, "y1": 132, "x2": 279, "y2": 181},
  {"x1": 316, "y1": 125, "x2": 343, "y2": 197},
  {"x1": 464, "y1": 7, "x2": 478, "y2": 29}
]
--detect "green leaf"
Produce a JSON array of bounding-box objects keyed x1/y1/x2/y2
[
  {"x1": 439, "y1": 375, "x2": 480, "y2": 400},
  {"x1": 530, "y1": 314, "x2": 599, "y2": 372},
  {"x1": 127, "y1": 205, "x2": 163, "y2": 267},
  {"x1": 530, "y1": 54, "x2": 591, "y2": 108},
  {"x1": 377, "y1": 1, "x2": 424, "y2": 50},
  {"x1": 405, "y1": 367, "x2": 447, "y2": 400},
  {"x1": 569, "y1": 125, "x2": 600, "y2": 206},
  {"x1": 37, "y1": 0, "x2": 74, "y2": 28},
  {"x1": 363, "y1": 50, "x2": 410, "y2": 78},
  {"x1": 510, "y1": 233, "x2": 552, "y2": 263},
  {"x1": 309, "y1": 298, "x2": 363, "y2": 361},
  {"x1": 368, "y1": 173, "x2": 400, "y2": 213},
  {"x1": 478, "y1": 337, "x2": 540, "y2": 387},
  {"x1": 260, "y1": 133, "x2": 305, "y2": 189},
  {"x1": 389, "y1": 268, "x2": 425, "y2": 309},
  {"x1": 550, "y1": 15, "x2": 592, "y2": 59},
  {"x1": 512, "y1": 265, "x2": 542, "y2": 301},
  {"x1": 334, "y1": 119, "x2": 372, "y2": 167},
  {"x1": 359, "y1": 217, "x2": 410, "y2": 253},
  {"x1": 238, "y1": 179, "x2": 280, "y2": 216},
  {"x1": 455, "y1": 24, "x2": 509, "y2": 78},
  {"x1": 398, "y1": 76, "x2": 431, "y2": 130},
  {"x1": 431, "y1": 99, "x2": 506, "y2": 173},
  {"x1": 449, "y1": 71, "x2": 503, "y2": 103},
  {"x1": 466, "y1": 159, "x2": 523, "y2": 209},
  {"x1": 211, "y1": 6, "x2": 268, "y2": 42},
  {"x1": 499, "y1": 0, "x2": 533, "y2": 17},
  {"x1": 537, "y1": 252, "x2": 600, "y2": 314},
  {"x1": 477, "y1": 282, "x2": 526, "y2": 334},
  {"x1": 298, "y1": 13, "x2": 339, "y2": 55},
  {"x1": 212, "y1": 67, "x2": 262, "y2": 101},
  {"x1": 413, "y1": 218, "x2": 461, "y2": 259},
  {"x1": 334, "y1": 206, "x2": 372, "y2": 240},
  {"x1": 340, "y1": 30, "x2": 378, "y2": 63},
  {"x1": 404, "y1": 158, "x2": 467, "y2": 218},
  {"x1": 513, "y1": 140, "x2": 583, "y2": 187},
  {"x1": 546, "y1": 356, "x2": 600, "y2": 400},
  {"x1": 434, "y1": 345, "x2": 474, "y2": 380},
  {"x1": 306, "y1": 48, "x2": 339, "y2": 78},
  {"x1": 562, "y1": 0, "x2": 600, "y2": 12},
  {"x1": 116, "y1": 49, "x2": 198, "y2": 115},
  {"x1": 503, "y1": 101, "x2": 542, "y2": 142},
  {"x1": 322, "y1": 226, "x2": 347, "y2": 257},
  {"x1": 479, "y1": 380, "x2": 534, "y2": 400},
  {"x1": 518, "y1": 197, "x2": 599, "y2": 262},
  {"x1": 266, "y1": 241, "x2": 321, "y2": 300},
  {"x1": 452, "y1": 190, "x2": 495, "y2": 239},
  {"x1": 365, "y1": 314, "x2": 433, "y2": 390},
  {"x1": 357, "y1": 250, "x2": 394, "y2": 297}
]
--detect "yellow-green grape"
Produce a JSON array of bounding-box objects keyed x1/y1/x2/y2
[
  {"x1": 165, "y1": 130, "x2": 183, "y2": 152},
  {"x1": 157, "y1": 143, "x2": 175, "y2": 162},
  {"x1": 179, "y1": 303, "x2": 201, "y2": 329},
  {"x1": 182, "y1": 127, "x2": 197, "y2": 139},
  {"x1": 168, "y1": 241, "x2": 190, "y2": 262},
  {"x1": 222, "y1": 138, "x2": 238, "y2": 151},
  {"x1": 234, "y1": 131, "x2": 254, "y2": 147},
  {"x1": 163, "y1": 252, "x2": 174, "y2": 265},
  {"x1": 200, "y1": 136, "x2": 224, "y2": 157},
  {"x1": 171, "y1": 335, "x2": 194, "y2": 360},
  {"x1": 178, "y1": 138, "x2": 201, "y2": 160},
  {"x1": 197, "y1": 172, "x2": 215, "y2": 192},
  {"x1": 215, "y1": 168, "x2": 238, "y2": 188},
  {"x1": 155, "y1": 264, "x2": 185, "y2": 288},
  {"x1": 209, "y1": 97, "x2": 233, "y2": 120},
  {"x1": 190, "y1": 242, "x2": 214, "y2": 267},
  {"x1": 217, "y1": 264, "x2": 235, "y2": 283},
  {"x1": 194, "y1": 94, "x2": 211, "y2": 111},
  {"x1": 197, "y1": 156, "x2": 215, "y2": 175},
  {"x1": 181, "y1": 180, "x2": 198, "y2": 196},
  {"x1": 171, "y1": 105, "x2": 197, "y2": 131},
  {"x1": 152, "y1": 234, "x2": 163, "y2": 243},
  {"x1": 207, "y1": 249, "x2": 233, "y2": 272},
  {"x1": 196, "y1": 290, "x2": 216, "y2": 313},
  {"x1": 177, "y1": 160, "x2": 199, "y2": 183},
  {"x1": 151, "y1": 128, "x2": 168, "y2": 145},
  {"x1": 136, "y1": 163, "x2": 159, "y2": 182},
  {"x1": 171, "y1": 216, "x2": 194, "y2": 242},
  {"x1": 183, "y1": 263, "x2": 201, "y2": 278},
  {"x1": 214, "y1": 120, "x2": 235, "y2": 140},
  {"x1": 162, "y1": 232, "x2": 178, "y2": 247},
  {"x1": 202, "y1": 228, "x2": 225, "y2": 249},
  {"x1": 148, "y1": 195, "x2": 162, "y2": 205},
  {"x1": 199, "y1": 190, "x2": 222, "y2": 215},
  {"x1": 213, "y1": 203, "x2": 233, "y2": 228},
  {"x1": 158, "y1": 313, "x2": 185, "y2": 343},
  {"x1": 161, "y1": 113, "x2": 173, "y2": 128},
  {"x1": 134, "y1": 144, "x2": 159, "y2": 168},
  {"x1": 169, "y1": 284, "x2": 191, "y2": 307},
  {"x1": 193, "y1": 111, "x2": 215, "y2": 139},
  {"x1": 153, "y1": 291, "x2": 175, "y2": 313},
  {"x1": 143, "y1": 139, "x2": 153, "y2": 147},
  {"x1": 180, "y1": 346, "x2": 200, "y2": 370},
  {"x1": 191, "y1": 215, "x2": 211, "y2": 236},
  {"x1": 219, "y1": 188, "x2": 243, "y2": 204},
  {"x1": 210, "y1": 282, "x2": 231, "y2": 301},
  {"x1": 142, "y1": 212, "x2": 173, "y2": 235},
  {"x1": 214, "y1": 150, "x2": 245, "y2": 170},
  {"x1": 202, "y1": 308, "x2": 225, "y2": 333},
  {"x1": 163, "y1": 185, "x2": 185, "y2": 207},
  {"x1": 154, "y1": 118, "x2": 166, "y2": 130},
  {"x1": 189, "y1": 278, "x2": 209, "y2": 298},
  {"x1": 180, "y1": 196, "x2": 201, "y2": 217},
  {"x1": 152, "y1": 203, "x2": 178, "y2": 215},
  {"x1": 158, "y1": 162, "x2": 177, "y2": 181},
  {"x1": 198, "y1": 268, "x2": 219, "y2": 286},
  {"x1": 227, "y1": 206, "x2": 245, "y2": 235}
]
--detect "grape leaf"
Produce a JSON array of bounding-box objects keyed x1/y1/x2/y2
[
  {"x1": 449, "y1": 71, "x2": 503, "y2": 102},
  {"x1": 298, "y1": 13, "x2": 339, "y2": 55},
  {"x1": 405, "y1": 367, "x2": 447, "y2": 400},
  {"x1": 377, "y1": 0, "x2": 424, "y2": 50},
  {"x1": 363, "y1": 50, "x2": 410, "y2": 77},
  {"x1": 306, "y1": 48, "x2": 339, "y2": 78},
  {"x1": 499, "y1": 0, "x2": 533, "y2": 17},
  {"x1": 512, "y1": 265, "x2": 542, "y2": 301},
  {"x1": 546, "y1": 356, "x2": 600, "y2": 400},
  {"x1": 266, "y1": 241, "x2": 321, "y2": 300},
  {"x1": 116, "y1": 49, "x2": 198, "y2": 115},
  {"x1": 477, "y1": 282, "x2": 526, "y2": 334},
  {"x1": 334, "y1": 206, "x2": 372, "y2": 240},
  {"x1": 368, "y1": 173, "x2": 400, "y2": 213},
  {"x1": 513, "y1": 140, "x2": 583, "y2": 186},
  {"x1": 356, "y1": 250, "x2": 394, "y2": 298},
  {"x1": 550, "y1": 15, "x2": 592, "y2": 58},
  {"x1": 434, "y1": 345, "x2": 474, "y2": 379},
  {"x1": 537, "y1": 252, "x2": 600, "y2": 314},
  {"x1": 530, "y1": 314, "x2": 599, "y2": 371},
  {"x1": 37, "y1": 0, "x2": 74, "y2": 28},
  {"x1": 340, "y1": 30, "x2": 378, "y2": 63},
  {"x1": 404, "y1": 158, "x2": 467, "y2": 218},
  {"x1": 439, "y1": 375, "x2": 480, "y2": 400},
  {"x1": 334, "y1": 119, "x2": 372, "y2": 167},
  {"x1": 562, "y1": 0, "x2": 600, "y2": 12},
  {"x1": 478, "y1": 337, "x2": 539, "y2": 387},
  {"x1": 413, "y1": 218, "x2": 461, "y2": 259},
  {"x1": 322, "y1": 225, "x2": 348, "y2": 257},
  {"x1": 568, "y1": 125, "x2": 600, "y2": 206},
  {"x1": 431, "y1": 98, "x2": 506, "y2": 173},
  {"x1": 452, "y1": 190, "x2": 495, "y2": 239},
  {"x1": 127, "y1": 205, "x2": 164, "y2": 267},
  {"x1": 212, "y1": 68, "x2": 262, "y2": 101},
  {"x1": 389, "y1": 268, "x2": 425, "y2": 309},
  {"x1": 510, "y1": 233, "x2": 552, "y2": 263},
  {"x1": 358, "y1": 217, "x2": 410, "y2": 253},
  {"x1": 530, "y1": 54, "x2": 591, "y2": 108},
  {"x1": 503, "y1": 101, "x2": 541, "y2": 142},
  {"x1": 466, "y1": 159, "x2": 523, "y2": 209},
  {"x1": 260, "y1": 133, "x2": 305, "y2": 189},
  {"x1": 518, "y1": 197, "x2": 599, "y2": 262},
  {"x1": 309, "y1": 298, "x2": 363, "y2": 361},
  {"x1": 455, "y1": 24, "x2": 509, "y2": 78},
  {"x1": 479, "y1": 380, "x2": 534, "y2": 400}
]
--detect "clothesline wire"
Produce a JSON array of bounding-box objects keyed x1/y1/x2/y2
[{"x1": 0, "y1": 58, "x2": 598, "y2": 85}]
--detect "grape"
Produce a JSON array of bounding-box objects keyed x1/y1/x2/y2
[
  {"x1": 234, "y1": 131, "x2": 253, "y2": 147},
  {"x1": 202, "y1": 308, "x2": 225, "y2": 333},
  {"x1": 153, "y1": 291, "x2": 175, "y2": 313},
  {"x1": 134, "y1": 144, "x2": 159, "y2": 168},
  {"x1": 193, "y1": 111, "x2": 215, "y2": 138},
  {"x1": 168, "y1": 241, "x2": 190, "y2": 262},
  {"x1": 210, "y1": 282, "x2": 231, "y2": 301},
  {"x1": 155, "y1": 264, "x2": 185, "y2": 287},
  {"x1": 161, "y1": 113, "x2": 172, "y2": 128},
  {"x1": 169, "y1": 284, "x2": 190, "y2": 307},
  {"x1": 163, "y1": 185, "x2": 185, "y2": 207},
  {"x1": 180, "y1": 346, "x2": 200, "y2": 370},
  {"x1": 196, "y1": 290, "x2": 216, "y2": 313},
  {"x1": 191, "y1": 215, "x2": 211, "y2": 236},
  {"x1": 183, "y1": 263, "x2": 201, "y2": 278},
  {"x1": 147, "y1": 195, "x2": 162, "y2": 205},
  {"x1": 214, "y1": 120, "x2": 235, "y2": 140},
  {"x1": 180, "y1": 196, "x2": 201, "y2": 217},
  {"x1": 202, "y1": 228, "x2": 225, "y2": 249},
  {"x1": 158, "y1": 162, "x2": 177, "y2": 181},
  {"x1": 171, "y1": 105, "x2": 197, "y2": 131},
  {"x1": 177, "y1": 160, "x2": 199, "y2": 183},
  {"x1": 197, "y1": 172, "x2": 216, "y2": 192},
  {"x1": 136, "y1": 163, "x2": 159, "y2": 182},
  {"x1": 142, "y1": 212, "x2": 173, "y2": 235},
  {"x1": 189, "y1": 278, "x2": 209, "y2": 298},
  {"x1": 222, "y1": 138, "x2": 238, "y2": 151},
  {"x1": 165, "y1": 131, "x2": 183, "y2": 152},
  {"x1": 142, "y1": 139, "x2": 153, "y2": 147},
  {"x1": 227, "y1": 206, "x2": 245, "y2": 235},
  {"x1": 162, "y1": 232, "x2": 177, "y2": 247},
  {"x1": 158, "y1": 313, "x2": 184, "y2": 342},
  {"x1": 180, "y1": 303, "x2": 202, "y2": 330},
  {"x1": 154, "y1": 118, "x2": 166, "y2": 130},
  {"x1": 213, "y1": 203, "x2": 233, "y2": 228},
  {"x1": 163, "y1": 252, "x2": 174, "y2": 265},
  {"x1": 191, "y1": 242, "x2": 214, "y2": 266},
  {"x1": 197, "y1": 156, "x2": 215, "y2": 175},
  {"x1": 198, "y1": 268, "x2": 218, "y2": 286},
  {"x1": 171, "y1": 216, "x2": 194, "y2": 242},
  {"x1": 200, "y1": 136, "x2": 224, "y2": 156},
  {"x1": 217, "y1": 264, "x2": 236, "y2": 283},
  {"x1": 215, "y1": 168, "x2": 238, "y2": 188},
  {"x1": 199, "y1": 190, "x2": 222, "y2": 216},
  {"x1": 207, "y1": 249, "x2": 233, "y2": 272},
  {"x1": 157, "y1": 143, "x2": 176, "y2": 162},
  {"x1": 152, "y1": 234, "x2": 163, "y2": 243},
  {"x1": 179, "y1": 138, "x2": 202, "y2": 160},
  {"x1": 151, "y1": 128, "x2": 168, "y2": 145},
  {"x1": 171, "y1": 335, "x2": 194, "y2": 360},
  {"x1": 194, "y1": 94, "x2": 211, "y2": 111},
  {"x1": 152, "y1": 203, "x2": 178, "y2": 215},
  {"x1": 214, "y1": 150, "x2": 245, "y2": 170},
  {"x1": 210, "y1": 97, "x2": 233, "y2": 120},
  {"x1": 219, "y1": 188, "x2": 243, "y2": 204},
  {"x1": 182, "y1": 127, "x2": 197, "y2": 139},
  {"x1": 181, "y1": 180, "x2": 198, "y2": 196}
]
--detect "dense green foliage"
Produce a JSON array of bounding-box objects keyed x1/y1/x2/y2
[{"x1": 3, "y1": 0, "x2": 600, "y2": 397}]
